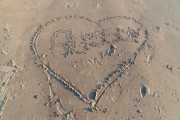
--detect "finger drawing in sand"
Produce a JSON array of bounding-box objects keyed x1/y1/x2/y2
[
  {"x1": 1, "y1": 1, "x2": 180, "y2": 120},
  {"x1": 30, "y1": 15, "x2": 149, "y2": 111}
]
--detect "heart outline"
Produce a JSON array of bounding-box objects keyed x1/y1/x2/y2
[{"x1": 30, "y1": 15, "x2": 148, "y2": 110}]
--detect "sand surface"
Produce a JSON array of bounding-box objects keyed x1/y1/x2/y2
[{"x1": 0, "y1": 0, "x2": 180, "y2": 120}]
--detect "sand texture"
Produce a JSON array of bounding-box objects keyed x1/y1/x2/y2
[{"x1": 0, "y1": 0, "x2": 180, "y2": 120}]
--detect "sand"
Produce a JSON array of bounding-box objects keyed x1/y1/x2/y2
[{"x1": 0, "y1": 0, "x2": 180, "y2": 120}]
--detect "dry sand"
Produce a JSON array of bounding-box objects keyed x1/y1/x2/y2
[{"x1": 0, "y1": 0, "x2": 180, "y2": 120}]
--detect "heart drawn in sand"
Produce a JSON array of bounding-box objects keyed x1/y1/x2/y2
[{"x1": 30, "y1": 15, "x2": 148, "y2": 110}]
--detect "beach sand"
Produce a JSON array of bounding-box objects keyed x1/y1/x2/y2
[{"x1": 0, "y1": 0, "x2": 180, "y2": 120}]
